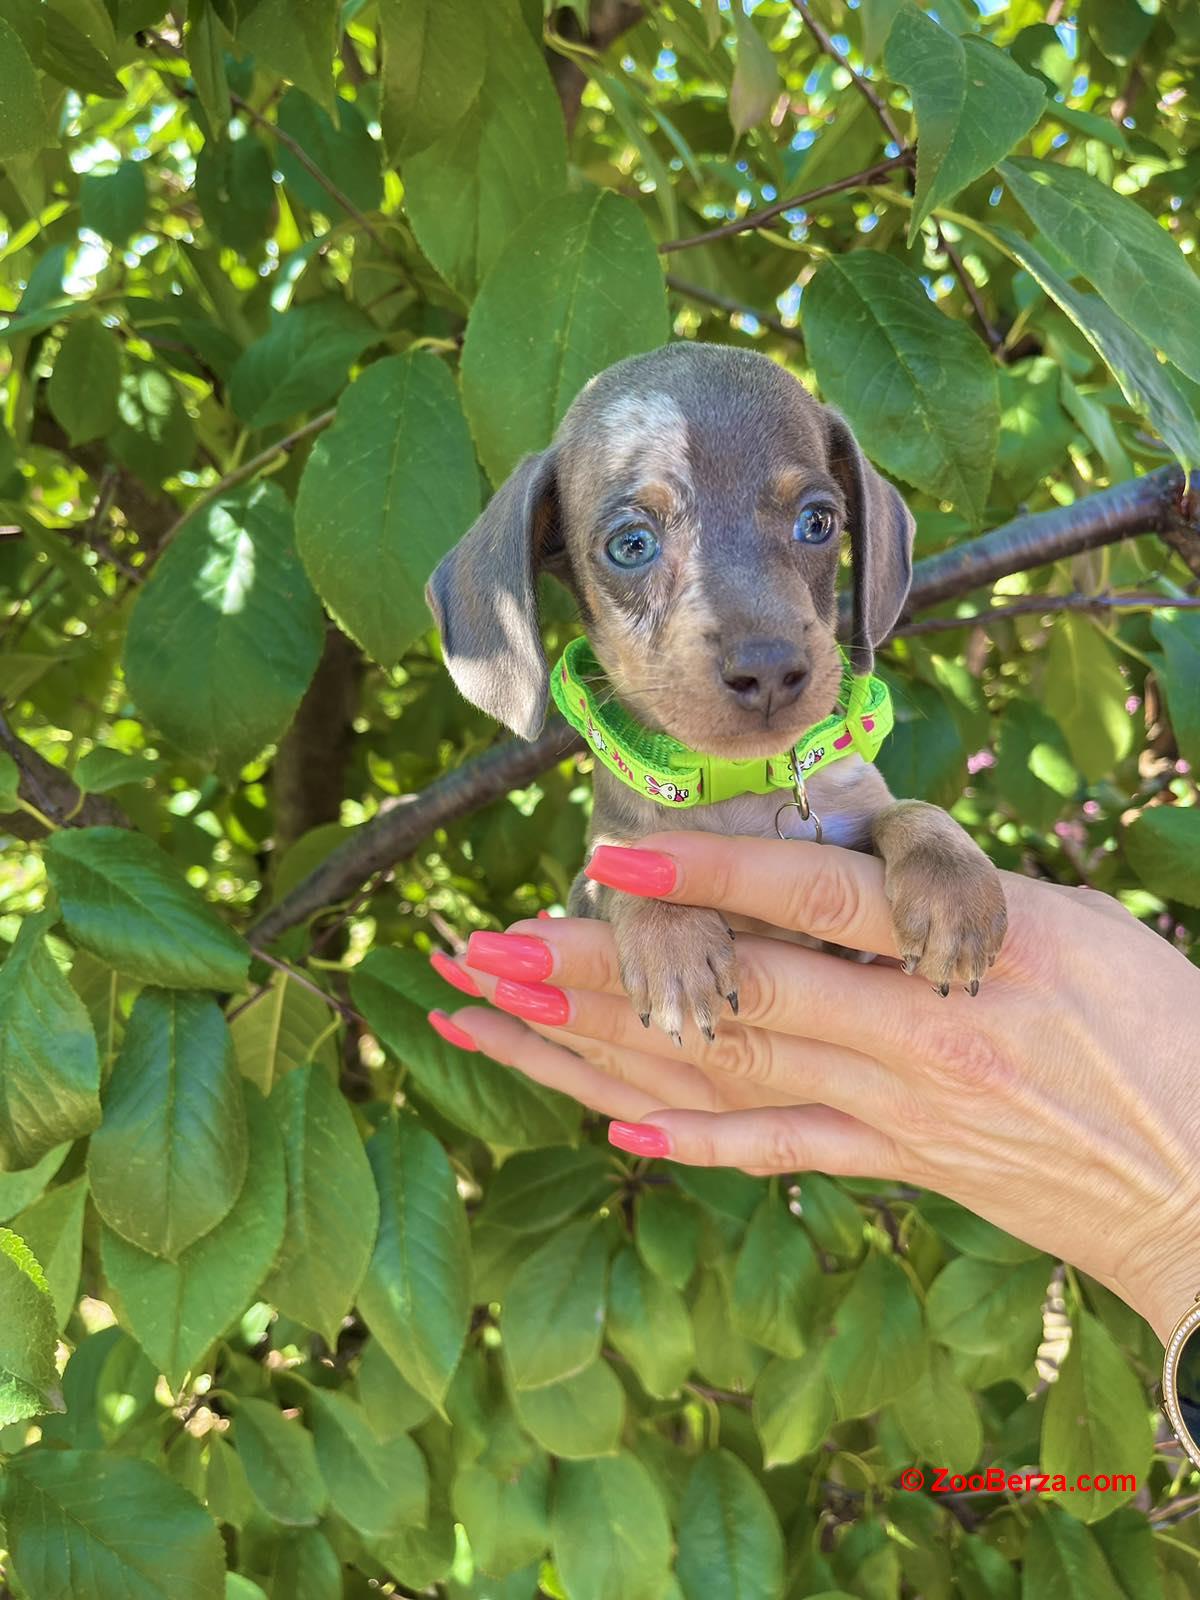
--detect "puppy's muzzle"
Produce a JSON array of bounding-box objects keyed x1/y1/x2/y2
[{"x1": 720, "y1": 635, "x2": 809, "y2": 717}]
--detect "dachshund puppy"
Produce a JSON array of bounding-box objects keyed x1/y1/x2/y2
[{"x1": 428, "y1": 344, "x2": 1006, "y2": 1041}]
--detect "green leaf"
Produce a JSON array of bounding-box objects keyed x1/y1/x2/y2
[
  {"x1": 0, "y1": 1226, "x2": 62, "y2": 1424},
  {"x1": 0, "y1": 1144, "x2": 70, "y2": 1224},
  {"x1": 692, "y1": 1264, "x2": 767, "y2": 1391},
  {"x1": 1043, "y1": 615, "x2": 1134, "y2": 783},
  {"x1": 402, "y1": 0, "x2": 566, "y2": 301},
  {"x1": 797, "y1": 1174, "x2": 864, "y2": 1261},
  {"x1": 729, "y1": 7, "x2": 779, "y2": 135},
  {"x1": 378, "y1": 0, "x2": 486, "y2": 161},
  {"x1": 230, "y1": 971, "x2": 338, "y2": 1094},
  {"x1": 309, "y1": 1386, "x2": 428, "y2": 1538},
  {"x1": 262, "y1": 1062, "x2": 379, "y2": 1344},
  {"x1": 1151, "y1": 608, "x2": 1200, "y2": 768},
  {"x1": 44, "y1": 828, "x2": 249, "y2": 991},
  {"x1": 994, "y1": 226, "x2": 1200, "y2": 470},
  {"x1": 355, "y1": 1338, "x2": 435, "y2": 1439},
  {"x1": 452, "y1": 1455, "x2": 550, "y2": 1577},
  {"x1": 0, "y1": 909, "x2": 101, "y2": 1171},
  {"x1": 891, "y1": 1344, "x2": 982, "y2": 1475},
  {"x1": 74, "y1": 747, "x2": 161, "y2": 794},
  {"x1": 40, "y1": 4, "x2": 124, "y2": 97},
  {"x1": 502, "y1": 1219, "x2": 609, "y2": 1391},
  {"x1": 48, "y1": 317, "x2": 123, "y2": 445},
  {"x1": 461, "y1": 187, "x2": 670, "y2": 483},
  {"x1": 3, "y1": 1450, "x2": 225, "y2": 1599},
  {"x1": 752, "y1": 1350, "x2": 834, "y2": 1468},
  {"x1": 926, "y1": 1254, "x2": 1050, "y2": 1360},
  {"x1": 260, "y1": 1528, "x2": 345, "y2": 1599},
  {"x1": 552, "y1": 1454, "x2": 673, "y2": 1600},
  {"x1": 350, "y1": 948, "x2": 580, "y2": 1148},
  {"x1": 884, "y1": 7, "x2": 1044, "y2": 241},
  {"x1": 732, "y1": 1196, "x2": 821, "y2": 1358},
  {"x1": 0, "y1": 17, "x2": 49, "y2": 157},
  {"x1": 824, "y1": 1252, "x2": 925, "y2": 1416},
  {"x1": 918, "y1": 1194, "x2": 1044, "y2": 1264},
  {"x1": 195, "y1": 132, "x2": 277, "y2": 256},
  {"x1": 511, "y1": 1356, "x2": 625, "y2": 1459},
  {"x1": 0, "y1": 749, "x2": 19, "y2": 809},
  {"x1": 100, "y1": 1083, "x2": 286, "y2": 1387},
  {"x1": 1021, "y1": 1505, "x2": 1127, "y2": 1600},
  {"x1": 81, "y1": 161, "x2": 148, "y2": 245},
  {"x1": 276, "y1": 88, "x2": 383, "y2": 215},
  {"x1": 125, "y1": 481, "x2": 324, "y2": 778},
  {"x1": 1041, "y1": 1311, "x2": 1152, "y2": 1522},
  {"x1": 676, "y1": 1450, "x2": 784, "y2": 1600},
  {"x1": 295, "y1": 352, "x2": 480, "y2": 666},
  {"x1": 1123, "y1": 807, "x2": 1200, "y2": 907},
  {"x1": 88, "y1": 988, "x2": 248, "y2": 1259},
  {"x1": 358, "y1": 1116, "x2": 472, "y2": 1408},
  {"x1": 234, "y1": 1394, "x2": 328, "y2": 1526},
  {"x1": 11, "y1": 1176, "x2": 87, "y2": 1331},
  {"x1": 108, "y1": 364, "x2": 196, "y2": 485},
  {"x1": 804, "y1": 251, "x2": 999, "y2": 525},
  {"x1": 187, "y1": 0, "x2": 229, "y2": 137},
  {"x1": 634, "y1": 1185, "x2": 700, "y2": 1289},
  {"x1": 999, "y1": 158, "x2": 1200, "y2": 385},
  {"x1": 482, "y1": 1145, "x2": 613, "y2": 1233},
  {"x1": 235, "y1": 0, "x2": 338, "y2": 112},
  {"x1": 606, "y1": 1246, "x2": 694, "y2": 1398},
  {"x1": 228, "y1": 299, "x2": 378, "y2": 430}
]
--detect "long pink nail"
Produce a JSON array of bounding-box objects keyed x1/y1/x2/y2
[
  {"x1": 609, "y1": 1121, "x2": 671, "y2": 1157},
  {"x1": 428, "y1": 1010, "x2": 478, "y2": 1052},
  {"x1": 585, "y1": 845, "x2": 677, "y2": 897},
  {"x1": 429, "y1": 950, "x2": 481, "y2": 997},
  {"x1": 466, "y1": 931, "x2": 553, "y2": 982},
  {"x1": 493, "y1": 978, "x2": 571, "y2": 1027}
]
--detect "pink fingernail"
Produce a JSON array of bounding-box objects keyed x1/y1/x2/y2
[
  {"x1": 429, "y1": 950, "x2": 481, "y2": 997},
  {"x1": 537, "y1": 909, "x2": 553, "y2": 920},
  {"x1": 466, "y1": 931, "x2": 553, "y2": 982},
  {"x1": 608, "y1": 1121, "x2": 671, "y2": 1158},
  {"x1": 428, "y1": 1010, "x2": 478, "y2": 1052},
  {"x1": 585, "y1": 845, "x2": 677, "y2": 897},
  {"x1": 493, "y1": 978, "x2": 571, "y2": 1027}
]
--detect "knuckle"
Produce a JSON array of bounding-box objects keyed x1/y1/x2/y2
[
  {"x1": 926, "y1": 1018, "x2": 1013, "y2": 1094},
  {"x1": 778, "y1": 858, "x2": 862, "y2": 941},
  {"x1": 757, "y1": 1121, "x2": 806, "y2": 1174},
  {"x1": 701, "y1": 1023, "x2": 772, "y2": 1085}
]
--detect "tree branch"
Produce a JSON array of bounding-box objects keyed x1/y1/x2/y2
[
  {"x1": 790, "y1": 0, "x2": 904, "y2": 147},
  {"x1": 893, "y1": 590, "x2": 1200, "y2": 638},
  {"x1": 666, "y1": 275, "x2": 801, "y2": 342},
  {"x1": 0, "y1": 713, "x2": 130, "y2": 838},
  {"x1": 247, "y1": 466, "x2": 1198, "y2": 948}
]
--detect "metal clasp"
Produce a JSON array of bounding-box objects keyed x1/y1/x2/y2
[{"x1": 774, "y1": 751, "x2": 823, "y2": 844}]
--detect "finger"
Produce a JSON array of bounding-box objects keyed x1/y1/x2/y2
[
  {"x1": 463, "y1": 920, "x2": 625, "y2": 995},
  {"x1": 443, "y1": 1005, "x2": 719, "y2": 1120},
  {"x1": 608, "y1": 1103, "x2": 902, "y2": 1177},
  {"x1": 584, "y1": 834, "x2": 902, "y2": 957}
]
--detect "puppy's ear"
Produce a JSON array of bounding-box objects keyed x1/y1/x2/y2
[
  {"x1": 426, "y1": 449, "x2": 560, "y2": 740},
  {"x1": 825, "y1": 410, "x2": 915, "y2": 673}
]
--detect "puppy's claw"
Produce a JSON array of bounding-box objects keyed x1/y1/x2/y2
[
  {"x1": 902, "y1": 954, "x2": 920, "y2": 976},
  {"x1": 701, "y1": 1023, "x2": 715, "y2": 1043},
  {"x1": 670, "y1": 1031, "x2": 683, "y2": 1049},
  {"x1": 639, "y1": 1012, "x2": 651, "y2": 1029},
  {"x1": 935, "y1": 981, "x2": 951, "y2": 998},
  {"x1": 727, "y1": 990, "x2": 739, "y2": 1017},
  {"x1": 966, "y1": 979, "x2": 980, "y2": 997}
]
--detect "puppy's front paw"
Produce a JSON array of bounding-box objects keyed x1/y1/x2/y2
[
  {"x1": 610, "y1": 897, "x2": 737, "y2": 1043},
  {"x1": 875, "y1": 801, "x2": 1008, "y2": 995}
]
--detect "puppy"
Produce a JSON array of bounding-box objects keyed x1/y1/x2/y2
[{"x1": 428, "y1": 344, "x2": 1006, "y2": 1040}]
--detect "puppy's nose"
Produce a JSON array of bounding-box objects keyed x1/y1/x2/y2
[{"x1": 720, "y1": 638, "x2": 809, "y2": 715}]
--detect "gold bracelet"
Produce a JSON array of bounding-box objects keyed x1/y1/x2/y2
[{"x1": 1162, "y1": 1291, "x2": 1200, "y2": 1472}]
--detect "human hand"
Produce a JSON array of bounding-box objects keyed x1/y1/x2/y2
[{"x1": 433, "y1": 834, "x2": 1200, "y2": 1344}]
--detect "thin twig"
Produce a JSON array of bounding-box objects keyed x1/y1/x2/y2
[
  {"x1": 933, "y1": 223, "x2": 1005, "y2": 353},
  {"x1": 893, "y1": 591, "x2": 1200, "y2": 637},
  {"x1": 151, "y1": 409, "x2": 336, "y2": 566},
  {"x1": 253, "y1": 949, "x2": 365, "y2": 1025},
  {"x1": 659, "y1": 152, "x2": 912, "y2": 253},
  {"x1": 790, "y1": 0, "x2": 904, "y2": 146},
  {"x1": 666, "y1": 275, "x2": 801, "y2": 342}
]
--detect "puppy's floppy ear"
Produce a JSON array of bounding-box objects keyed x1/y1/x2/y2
[
  {"x1": 426, "y1": 448, "x2": 561, "y2": 741},
  {"x1": 825, "y1": 409, "x2": 915, "y2": 673}
]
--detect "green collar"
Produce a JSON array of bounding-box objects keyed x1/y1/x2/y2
[{"x1": 549, "y1": 636, "x2": 893, "y2": 809}]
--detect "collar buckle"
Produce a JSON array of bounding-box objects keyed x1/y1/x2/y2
[{"x1": 775, "y1": 749, "x2": 824, "y2": 844}]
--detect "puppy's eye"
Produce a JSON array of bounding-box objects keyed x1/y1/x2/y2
[
  {"x1": 793, "y1": 505, "x2": 836, "y2": 545},
  {"x1": 605, "y1": 526, "x2": 660, "y2": 569}
]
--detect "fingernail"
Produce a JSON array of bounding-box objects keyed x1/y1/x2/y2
[
  {"x1": 466, "y1": 931, "x2": 553, "y2": 982},
  {"x1": 537, "y1": 909, "x2": 553, "y2": 920},
  {"x1": 609, "y1": 1121, "x2": 672, "y2": 1158},
  {"x1": 493, "y1": 978, "x2": 571, "y2": 1027},
  {"x1": 429, "y1": 950, "x2": 481, "y2": 997},
  {"x1": 585, "y1": 845, "x2": 677, "y2": 897},
  {"x1": 428, "y1": 1010, "x2": 479, "y2": 1052}
]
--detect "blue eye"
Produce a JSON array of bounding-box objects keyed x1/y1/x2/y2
[
  {"x1": 605, "y1": 526, "x2": 660, "y2": 568},
  {"x1": 794, "y1": 505, "x2": 836, "y2": 544}
]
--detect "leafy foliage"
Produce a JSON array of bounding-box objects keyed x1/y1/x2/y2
[{"x1": 1, "y1": 0, "x2": 1199, "y2": 1596}]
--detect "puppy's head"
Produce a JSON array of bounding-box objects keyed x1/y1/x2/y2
[{"x1": 427, "y1": 344, "x2": 914, "y2": 755}]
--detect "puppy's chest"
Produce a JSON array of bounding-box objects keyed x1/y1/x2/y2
[{"x1": 697, "y1": 756, "x2": 875, "y2": 848}]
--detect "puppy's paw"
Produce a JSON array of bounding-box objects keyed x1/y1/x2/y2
[
  {"x1": 874, "y1": 801, "x2": 1008, "y2": 995},
  {"x1": 610, "y1": 897, "x2": 737, "y2": 1043}
]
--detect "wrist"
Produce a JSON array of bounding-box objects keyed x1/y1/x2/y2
[{"x1": 1111, "y1": 1216, "x2": 1200, "y2": 1347}]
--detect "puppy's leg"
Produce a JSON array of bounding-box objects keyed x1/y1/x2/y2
[{"x1": 872, "y1": 799, "x2": 1008, "y2": 995}]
